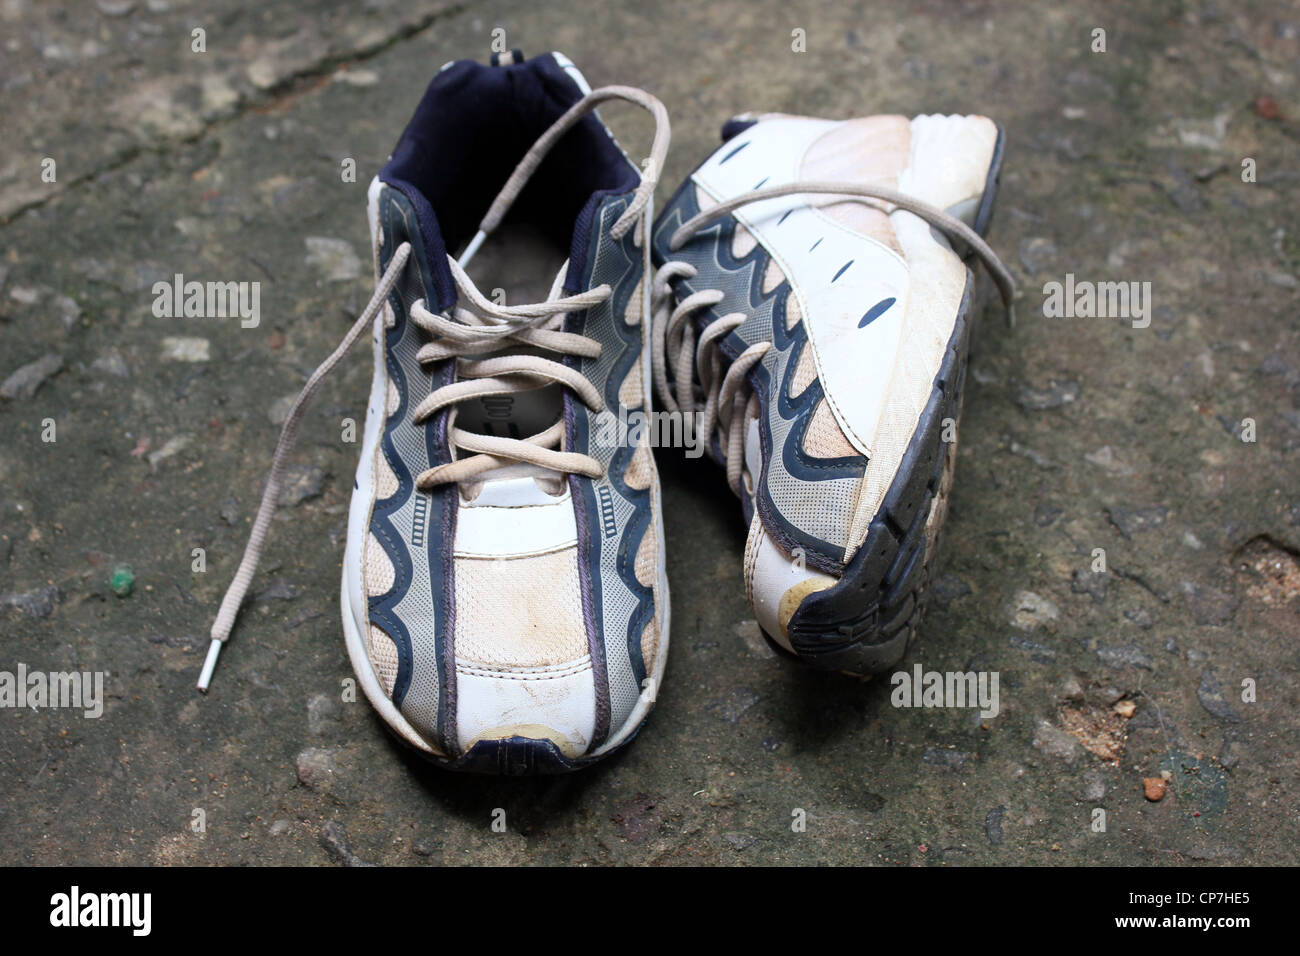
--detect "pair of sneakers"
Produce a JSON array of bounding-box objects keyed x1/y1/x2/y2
[{"x1": 199, "y1": 51, "x2": 1014, "y2": 774}]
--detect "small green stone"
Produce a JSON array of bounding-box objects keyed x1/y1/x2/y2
[{"x1": 110, "y1": 564, "x2": 134, "y2": 597}]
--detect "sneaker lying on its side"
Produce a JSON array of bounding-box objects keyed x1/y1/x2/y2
[
  {"x1": 201, "y1": 51, "x2": 672, "y2": 774},
  {"x1": 650, "y1": 111, "x2": 1013, "y2": 675}
]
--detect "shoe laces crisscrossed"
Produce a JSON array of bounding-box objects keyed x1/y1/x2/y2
[
  {"x1": 649, "y1": 179, "x2": 1016, "y2": 495},
  {"x1": 199, "y1": 84, "x2": 670, "y2": 691}
]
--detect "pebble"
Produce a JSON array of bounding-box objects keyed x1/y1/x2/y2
[
  {"x1": 307, "y1": 693, "x2": 340, "y2": 735},
  {"x1": 1096, "y1": 643, "x2": 1153, "y2": 670},
  {"x1": 724, "y1": 833, "x2": 756, "y2": 851},
  {"x1": 296, "y1": 747, "x2": 339, "y2": 792},
  {"x1": 334, "y1": 69, "x2": 379, "y2": 86},
  {"x1": 53, "y1": 294, "x2": 81, "y2": 329},
  {"x1": 1217, "y1": 734, "x2": 1242, "y2": 771},
  {"x1": 1032, "y1": 719, "x2": 1080, "y2": 763},
  {"x1": 95, "y1": 0, "x2": 137, "y2": 16},
  {"x1": 1082, "y1": 774, "x2": 1107, "y2": 801},
  {"x1": 1007, "y1": 440, "x2": 1057, "y2": 469},
  {"x1": 146, "y1": 435, "x2": 190, "y2": 469},
  {"x1": 1196, "y1": 669, "x2": 1241, "y2": 722},
  {"x1": 922, "y1": 747, "x2": 970, "y2": 771},
  {"x1": 318, "y1": 820, "x2": 372, "y2": 867},
  {"x1": 1143, "y1": 777, "x2": 1167, "y2": 801},
  {"x1": 0, "y1": 585, "x2": 60, "y2": 618},
  {"x1": 219, "y1": 497, "x2": 239, "y2": 525},
  {"x1": 1, "y1": 353, "x2": 62, "y2": 400},
  {"x1": 1071, "y1": 568, "x2": 1107, "y2": 603},
  {"x1": 305, "y1": 237, "x2": 362, "y2": 282},
  {"x1": 984, "y1": 805, "x2": 1006, "y2": 845},
  {"x1": 1016, "y1": 379, "x2": 1079, "y2": 411},
  {"x1": 90, "y1": 349, "x2": 130, "y2": 378},
  {"x1": 8, "y1": 284, "x2": 42, "y2": 305},
  {"x1": 160, "y1": 337, "x2": 210, "y2": 362},
  {"x1": 1106, "y1": 505, "x2": 1168, "y2": 539},
  {"x1": 1171, "y1": 113, "x2": 1229, "y2": 150},
  {"x1": 1034, "y1": 503, "x2": 1063, "y2": 527},
  {"x1": 1084, "y1": 445, "x2": 1135, "y2": 476},
  {"x1": 1008, "y1": 634, "x2": 1055, "y2": 661},
  {"x1": 253, "y1": 578, "x2": 298, "y2": 602},
  {"x1": 412, "y1": 836, "x2": 441, "y2": 857},
  {"x1": 277, "y1": 464, "x2": 327, "y2": 506},
  {"x1": 1253, "y1": 96, "x2": 1283, "y2": 121},
  {"x1": 1125, "y1": 608, "x2": 1153, "y2": 629},
  {"x1": 110, "y1": 564, "x2": 134, "y2": 597},
  {"x1": 1008, "y1": 590, "x2": 1059, "y2": 630}
]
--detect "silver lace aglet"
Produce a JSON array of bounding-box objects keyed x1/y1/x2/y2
[
  {"x1": 458, "y1": 230, "x2": 487, "y2": 269},
  {"x1": 196, "y1": 639, "x2": 223, "y2": 693}
]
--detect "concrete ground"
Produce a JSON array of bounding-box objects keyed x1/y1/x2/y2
[{"x1": 1, "y1": 0, "x2": 1297, "y2": 866}]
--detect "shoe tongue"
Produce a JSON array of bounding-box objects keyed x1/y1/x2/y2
[
  {"x1": 375, "y1": 164, "x2": 628, "y2": 318},
  {"x1": 466, "y1": 472, "x2": 564, "y2": 504}
]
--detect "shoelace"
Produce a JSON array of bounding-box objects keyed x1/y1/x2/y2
[
  {"x1": 199, "y1": 85, "x2": 670, "y2": 691},
  {"x1": 650, "y1": 179, "x2": 1016, "y2": 496}
]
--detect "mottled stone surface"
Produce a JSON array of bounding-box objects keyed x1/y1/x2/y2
[{"x1": 1, "y1": 0, "x2": 1297, "y2": 865}]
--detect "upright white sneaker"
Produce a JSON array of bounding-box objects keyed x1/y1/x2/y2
[
  {"x1": 650, "y1": 112, "x2": 1012, "y2": 675},
  {"x1": 202, "y1": 51, "x2": 672, "y2": 773}
]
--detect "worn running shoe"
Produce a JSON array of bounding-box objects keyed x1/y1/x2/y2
[
  {"x1": 202, "y1": 52, "x2": 672, "y2": 773},
  {"x1": 651, "y1": 112, "x2": 1013, "y2": 674}
]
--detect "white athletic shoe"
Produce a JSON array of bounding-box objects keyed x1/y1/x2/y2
[
  {"x1": 203, "y1": 51, "x2": 672, "y2": 773},
  {"x1": 650, "y1": 111, "x2": 1012, "y2": 674}
]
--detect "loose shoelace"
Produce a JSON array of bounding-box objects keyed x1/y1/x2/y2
[
  {"x1": 650, "y1": 179, "x2": 1016, "y2": 496},
  {"x1": 199, "y1": 85, "x2": 670, "y2": 691}
]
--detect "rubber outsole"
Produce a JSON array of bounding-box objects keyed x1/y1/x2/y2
[{"x1": 781, "y1": 124, "x2": 1005, "y2": 675}]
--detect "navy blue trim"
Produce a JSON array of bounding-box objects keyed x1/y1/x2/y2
[
  {"x1": 369, "y1": 344, "x2": 416, "y2": 704},
  {"x1": 381, "y1": 178, "x2": 456, "y2": 314},
  {"x1": 566, "y1": 195, "x2": 657, "y2": 737},
  {"x1": 719, "y1": 140, "x2": 751, "y2": 164},
  {"x1": 367, "y1": 188, "x2": 459, "y2": 752},
  {"x1": 860, "y1": 297, "x2": 896, "y2": 327},
  {"x1": 379, "y1": 54, "x2": 637, "y2": 313},
  {"x1": 651, "y1": 180, "x2": 865, "y2": 574},
  {"x1": 720, "y1": 118, "x2": 758, "y2": 142}
]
